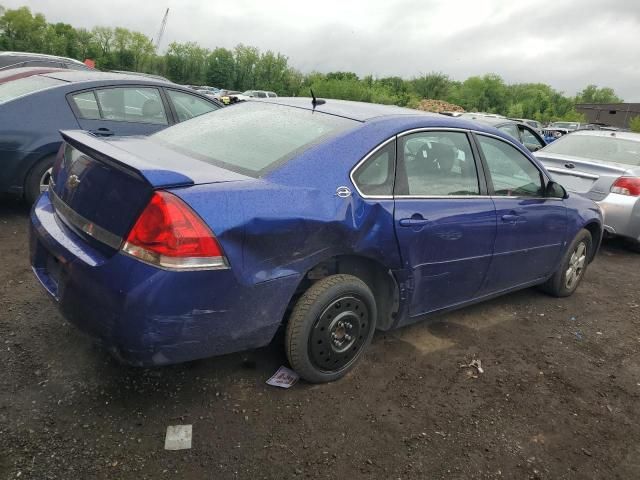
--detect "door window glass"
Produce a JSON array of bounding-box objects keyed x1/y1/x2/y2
[
  {"x1": 477, "y1": 135, "x2": 544, "y2": 197},
  {"x1": 352, "y1": 141, "x2": 395, "y2": 196},
  {"x1": 519, "y1": 126, "x2": 544, "y2": 151},
  {"x1": 497, "y1": 124, "x2": 520, "y2": 141},
  {"x1": 400, "y1": 131, "x2": 479, "y2": 196},
  {"x1": 96, "y1": 87, "x2": 167, "y2": 124},
  {"x1": 71, "y1": 91, "x2": 100, "y2": 119},
  {"x1": 166, "y1": 89, "x2": 219, "y2": 122}
]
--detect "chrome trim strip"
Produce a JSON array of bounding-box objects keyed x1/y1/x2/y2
[
  {"x1": 396, "y1": 127, "x2": 471, "y2": 137},
  {"x1": 349, "y1": 127, "x2": 555, "y2": 201},
  {"x1": 546, "y1": 166, "x2": 599, "y2": 180},
  {"x1": 50, "y1": 189, "x2": 123, "y2": 250},
  {"x1": 395, "y1": 195, "x2": 489, "y2": 200},
  {"x1": 121, "y1": 243, "x2": 230, "y2": 271},
  {"x1": 349, "y1": 136, "x2": 397, "y2": 199},
  {"x1": 490, "y1": 196, "x2": 564, "y2": 201}
]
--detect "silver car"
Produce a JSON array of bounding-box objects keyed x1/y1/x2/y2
[{"x1": 535, "y1": 130, "x2": 640, "y2": 250}]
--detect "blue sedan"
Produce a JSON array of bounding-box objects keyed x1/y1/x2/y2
[
  {"x1": 30, "y1": 98, "x2": 603, "y2": 383},
  {"x1": 0, "y1": 71, "x2": 222, "y2": 204}
]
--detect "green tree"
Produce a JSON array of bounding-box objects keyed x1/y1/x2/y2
[
  {"x1": 206, "y1": 47, "x2": 235, "y2": 88},
  {"x1": 410, "y1": 72, "x2": 451, "y2": 100},
  {"x1": 0, "y1": 7, "x2": 47, "y2": 52},
  {"x1": 233, "y1": 44, "x2": 259, "y2": 91},
  {"x1": 112, "y1": 27, "x2": 134, "y2": 69},
  {"x1": 629, "y1": 116, "x2": 640, "y2": 133},
  {"x1": 576, "y1": 85, "x2": 623, "y2": 104},
  {"x1": 129, "y1": 32, "x2": 154, "y2": 71}
]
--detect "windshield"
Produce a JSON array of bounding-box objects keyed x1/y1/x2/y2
[
  {"x1": 151, "y1": 102, "x2": 359, "y2": 176},
  {"x1": 0, "y1": 75, "x2": 65, "y2": 105},
  {"x1": 542, "y1": 134, "x2": 640, "y2": 166}
]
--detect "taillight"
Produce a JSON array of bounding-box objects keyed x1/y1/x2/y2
[
  {"x1": 611, "y1": 177, "x2": 640, "y2": 197},
  {"x1": 122, "y1": 191, "x2": 228, "y2": 270}
]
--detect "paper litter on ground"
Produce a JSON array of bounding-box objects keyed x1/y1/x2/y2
[
  {"x1": 266, "y1": 366, "x2": 299, "y2": 388},
  {"x1": 164, "y1": 424, "x2": 192, "y2": 450}
]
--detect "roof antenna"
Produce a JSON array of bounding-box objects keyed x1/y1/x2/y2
[{"x1": 311, "y1": 89, "x2": 326, "y2": 110}]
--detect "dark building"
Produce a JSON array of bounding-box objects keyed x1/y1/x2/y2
[{"x1": 576, "y1": 103, "x2": 640, "y2": 129}]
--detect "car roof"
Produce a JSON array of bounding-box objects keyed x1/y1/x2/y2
[
  {"x1": 40, "y1": 70, "x2": 173, "y2": 85},
  {"x1": 0, "y1": 66, "x2": 66, "y2": 79},
  {"x1": 0, "y1": 51, "x2": 86, "y2": 65},
  {"x1": 259, "y1": 97, "x2": 434, "y2": 121},
  {"x1": 460, "y1": 115, "x2": 517, "y2": 127},
  {"x1": 568, "y1": 129, "x2": 640, "y2": 142}
]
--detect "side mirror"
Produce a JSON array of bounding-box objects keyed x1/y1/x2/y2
[{"x1": 546, "y1": 180, "x2": 568, "y2": 199}]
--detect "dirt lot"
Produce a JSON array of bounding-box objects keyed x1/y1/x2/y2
[{"x1": 1, "y1": 199, "x2": 639, "y2": 480}]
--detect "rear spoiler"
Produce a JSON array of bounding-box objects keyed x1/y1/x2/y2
[{"x1": 60, "y1": 130, "x2": 195, "y2": 188}]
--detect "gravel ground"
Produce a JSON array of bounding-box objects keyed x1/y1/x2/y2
[{"x1": 1, "y1": 198, "x2": 640, "y2": 479}]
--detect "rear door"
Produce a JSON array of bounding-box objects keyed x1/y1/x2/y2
[
  {"x1": 392, "y1": 129, "x2": 497, "y2": 317},
  {"x1": 475, "y1": 133, "x2": 567, "y2": 293},
  {"x1": 68, "y1": 86, "x2": 170, "y2": 137}
]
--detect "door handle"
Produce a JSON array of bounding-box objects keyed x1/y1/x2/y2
[
  {"x1": 91, "y1": 127, "x2": 114, "y2": 137},
  {"x1": 399, "y1": 217, "x2": 430, "y2": 227},
  {"x1": 501, "y1": 214, "x2": 520, "y2": 224}
]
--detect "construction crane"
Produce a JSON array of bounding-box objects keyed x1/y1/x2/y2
[{"x1": 154, "y1": 8, "x2": 170, "y2": 52}]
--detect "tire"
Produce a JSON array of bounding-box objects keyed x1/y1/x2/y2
[
  {"x1": 285, "y1": 274, "x2": 377, "y2": 383},
  {"x1": 625, "y1": 239, "x2": 640, "y2": 254},
  {"x1": 540, "y1": 229, "x2": 592, "y2": 297},
  {"x1": 24, "y1": 155, "x2": 55, "y2": 206}
]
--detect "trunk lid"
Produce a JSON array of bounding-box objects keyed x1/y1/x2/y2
[
  {"x1": 536, "y1": 152, "x2": 631, "y2": 201},
  {"x1": 50, "y1": 130, "x2": 250, "y2": 252}
]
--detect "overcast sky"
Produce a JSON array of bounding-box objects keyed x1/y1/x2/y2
[{"x1": 4, "y1": 0, "x2": 640, "y2": 100}]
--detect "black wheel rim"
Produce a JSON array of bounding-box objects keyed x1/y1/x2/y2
[{"x1": 309, "y1": 295, "x2": 371, "y2": 372}]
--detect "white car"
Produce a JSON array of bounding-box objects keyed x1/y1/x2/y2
[{"x1": 242, "y1": 90, "x2": 278, "y2": 99}]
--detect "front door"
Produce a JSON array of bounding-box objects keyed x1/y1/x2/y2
[
  {"x1": 393, "y1": 130, "x2": 497, "y2": 319},
  {"x1": 474, "y1": 133, "x2": 567, "y2": 294}
]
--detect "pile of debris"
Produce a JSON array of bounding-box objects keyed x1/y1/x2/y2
[{"x1": 414, "y1": 99, "x2": 465, "y2": 114}]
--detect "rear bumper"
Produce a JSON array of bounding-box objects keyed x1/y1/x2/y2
[
  {"x1": 597, "y1": 193, "x2": 640, "y2": 241},
  {"x1": 29, "y1": 193, "x2": 299, "y2": 366}
]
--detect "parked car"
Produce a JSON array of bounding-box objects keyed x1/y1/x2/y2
[
  {"x1": 242, "y1": 90, "x2": 278, "y2": 98},
  {"x1": 110, "y1": 70, "x2": 173, "y2": 83},
  {"x1": 30, "y1": 98, "x2": 602, "y2": 383},
  {"x1": 0, "y1": 51, "x2": 92, "y2": 71},
  {"x1": 0, "y1": 71, "x2": 223, "y2": 204},
  {"x1": 513, "y1": 118, "x2": 543, "y2": 133},
  {"x1": 461, "y1": 114, "x2": 546, "y2": 152},
  {"x1": 548, "y1": 121, "x2": 582, "y2": 132},
  {"x1": 215, "y1": 90, "x2": 247, "y2": 104},
  {"x1": 535, "y1": 130, "x2": 640, "y2": 250},
  {"x1": 542, "y1": 127, "x2": 570, "y2": 143},
  {"x1": 0, "y1": 66, "x2": 67, "y2": 84}
]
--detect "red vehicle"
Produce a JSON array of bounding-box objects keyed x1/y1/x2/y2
[{"x1": 0, "y1": 66, "x2": 67, "y2": 85}]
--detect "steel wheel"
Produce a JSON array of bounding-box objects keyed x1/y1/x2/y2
[
  {"x1": 565, "y1": 241, "x2": 587, "y2": 290},
  {"x1": 309, "y1": 295, "x2": 371, "y2": 372}
]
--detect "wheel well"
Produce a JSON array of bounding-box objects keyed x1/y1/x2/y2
[
  {"x1": 583, "y1": 222, "x2": 601, "y2": 262},
  {"x1": 23, "y1": 152, "x2": 57, "y2": 197},
  {"x1": 290, "y1": 255, "x2": 400, "y2": 331}
]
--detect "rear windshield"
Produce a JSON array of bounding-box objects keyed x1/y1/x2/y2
[
  {"x1": 151, "y1": 102, "x2": 359, "y2": 176},
  {"x1": 542, "y1": 134, "x2": 640, "y2": 166},
  {"x1": 0, "y1": 75, "x2": 65, "y2": 105}
]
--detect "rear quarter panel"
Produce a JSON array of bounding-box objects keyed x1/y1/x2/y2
[
  {"x1": 0, "y1": 89, "x2": 80, "y2": 193},
  {"x1": 563, "y1": 192, "x2": 604, "y2": 254}
]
